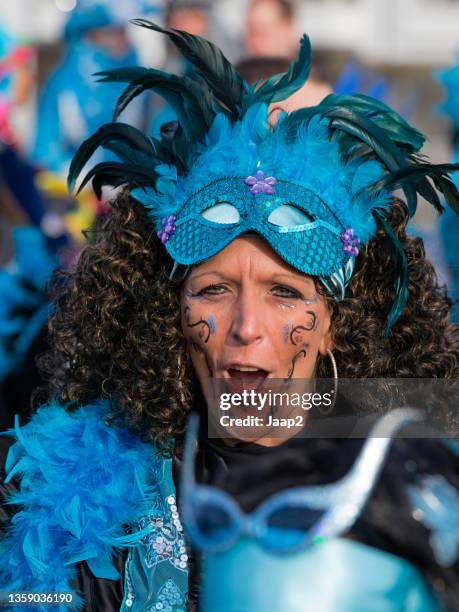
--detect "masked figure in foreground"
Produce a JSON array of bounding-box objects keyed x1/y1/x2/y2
[{"x1": 1, "y1": 20, "x2": 459, "y2": 612}]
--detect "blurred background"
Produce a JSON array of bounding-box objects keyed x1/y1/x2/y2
[{"x1": 0, "y1": 0, "x2": 458, "y2": 423}]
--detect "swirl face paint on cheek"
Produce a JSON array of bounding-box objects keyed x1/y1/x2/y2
[
  {"x1": 184, "y1": 305, "x2": 213, "y2": 342},
  {"x1": 290, "y1": 325, "x2": 310, "y2": 345},
  {"x1": 305, "y1": 311, "x2": 318, "y2": 332},
  {"x1": 287, "y1": 343, "x2": 309, "y2": 378},
  {"x1": 183, "y1": 291, "x2": 216, "y2": 338},
  {"x1": 183, "y1": 302, "x2": 216, "y2": 376},
  {"x1": 186, "y1": 336, "x2": 214, "y2": 377},
  {"x1": 284, "y1": 296, "x2": 321, "y2": 377}
]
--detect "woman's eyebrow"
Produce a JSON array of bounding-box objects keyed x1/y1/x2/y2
[
  {"x1": 189, "y1": 271, "x2": 316, "y2": 286},
  {"x1": 270, "y1": 272, "x2": 315, "y2": 287},
  {"x1": 188, "y1": 270, "x2": 228, "y2": 281}
]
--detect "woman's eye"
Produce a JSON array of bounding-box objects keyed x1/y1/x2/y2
[
  {"x1": 271, "y1": 285, "x2": 302, "y2": 299},
  {"x1": 195, "y1": 284, "x2": 227, "y2": 296}
]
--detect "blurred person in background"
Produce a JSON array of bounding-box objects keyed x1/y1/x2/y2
[
  {"x1": 0, "y1": 18, "x2": 62, "y2": 423},
  {"x1": 0, "y1": 23, "x2": 48, "y2": 247},
  {"x1": 437, "y1": 58, "x2": 459, "y2": 323},
  {"x1": 0, "y1": 142, "x2": 61, "y2": 250},
  {"x1": 166, "y1": 0, "x2": 210, "y2": 39},
  {"x1": 0, "y1": 23, "x2": 34, "y2": 146},
  {"x1": 0, "y1": 174, "x2": 56, "y2": 440},
  {"x1": 31, "y1": 1, "x2": 144, "y2": 176},
  {"x1": 242, "y1": 0, "x2": 332, "y2": 113},
  {"x1": 0, "y1": 23, "x2": 68, "y2": 276},
  {"x1": 162, "y1": 0, "x2": 239, "y2": 65},
  {"x1": 245, "y1": 0, "x2": 298, "y2": 59}
]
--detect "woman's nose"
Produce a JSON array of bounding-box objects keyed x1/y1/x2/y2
[{"x1": 229, "y1": 291, "x2": 264, "y2": 345}]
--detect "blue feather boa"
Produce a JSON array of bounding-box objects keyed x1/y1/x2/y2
[{"x1": 0, "y1": 400, "x2": 162, "y2": 610}]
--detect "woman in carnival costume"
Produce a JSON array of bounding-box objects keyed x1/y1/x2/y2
[{"x1": 1, "y1": 20, "x2": 459, "y2": 612}]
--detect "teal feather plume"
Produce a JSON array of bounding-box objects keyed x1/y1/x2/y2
[
  {"x1": 67, "y1": 122, "x2": 156, "y2": 192},
  {"x1": 129, "y1": 19, "x2": 246, "y2": 119},
  {"x1": 157, "y1": 121, "x2": 190, "y2": 174},
  {"x1": 373, "y1": 210, "x2": 409, "y2": 337},
  {"x1": 282, "y1": 104, "x2": 418, "y2": 216},
  {"x1": 365, "y1": 163, "x2": 459, "y2": 215},
  {"x1": 76, "y1": 161, "x2": 160, "y2": 198},
  {"x1": 96, "y1": 67, "x2": 213, "y2": 142},
  {"x1": 242, "y1": 34, "x2": 311, "y2": 110},
  {"x1": 320, "y1": 93, "x2": 425, "y2": 152}
]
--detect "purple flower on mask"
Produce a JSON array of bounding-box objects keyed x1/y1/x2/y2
[
  {"x1": 340, "y1": 227, "x2": 360, "y2": 257},
  {"x1": 245, "y1": 170, "x2": 277, "y2": 195},
  {"x1": 157, "y1": 215, "x2": 177, "y2": 244}
]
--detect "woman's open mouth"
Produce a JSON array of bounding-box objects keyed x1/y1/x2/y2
[
  {"x1": 227, "y1": 366, "x2": 269, "y2": 379},
  {"x1": 223, "y1": 365, "x2": 270, "y2": 394}
]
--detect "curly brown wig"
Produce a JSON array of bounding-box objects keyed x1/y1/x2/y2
[{"x1": 39, "y1": 191, "x2": 459, "y2": 452}]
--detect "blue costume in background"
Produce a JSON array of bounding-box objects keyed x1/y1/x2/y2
[
  {"x1": 0, "y1": 145, "x2": 46, "y2": 229},
  {"x1": 0, "y1": 227, "x2": 55, "y2": 437},
  {"x1": 0, "y1": 26, "x2": 47, "y2": 234},
  {"x1": 437, "y1": 59, "x2": 459, "y2": 322},
  {"x1": 0, "y1": 226, "x2": 55, "y2": 385},
  {"x1": 334, "y1": 59, "x2": 389, "y2": 102},
  {"x1": 31, "y1": 3, "x2": 143, "y2": 174},
  {"x1": 0, "y1": 25, "x2": 16, "y2": 100}
]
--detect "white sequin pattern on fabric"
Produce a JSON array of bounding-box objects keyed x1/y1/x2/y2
[{"x1": 139, "y1": 495, "x2": 188, "y2": 570}]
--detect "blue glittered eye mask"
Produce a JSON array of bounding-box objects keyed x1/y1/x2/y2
[
  {"x1": 180, "y1": 409, "x2": 422, "y2": 555},
  {"x1": 164, "y1": 177, "x2": 346, "y2": 277}
]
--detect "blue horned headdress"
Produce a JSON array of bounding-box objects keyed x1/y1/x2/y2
[{"x1": 68, "y1": 19, "x2": 459, "y2": 335}]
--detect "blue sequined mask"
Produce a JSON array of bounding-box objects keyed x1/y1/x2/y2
[
  {"x1": 166, "y1": 177, "x2": 346, "y2": 276},
  {"x1": 131, "y1": 111, "x2": 391, "y2": 294}
]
